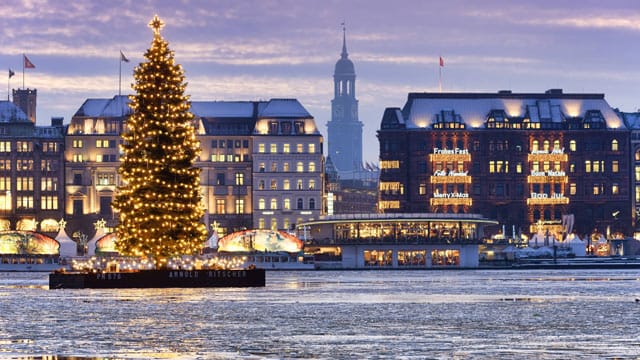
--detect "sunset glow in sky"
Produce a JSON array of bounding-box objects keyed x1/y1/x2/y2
[{"x1": 1, "y1": 0, "x2": 639, "y2": 163}]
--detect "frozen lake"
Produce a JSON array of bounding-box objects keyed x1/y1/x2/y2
[{"x1": 1, "y1": 269, "x2": 639, "y2": 359}]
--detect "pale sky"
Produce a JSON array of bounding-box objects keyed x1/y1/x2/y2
[{"x1": 1, "y1": 0, "x2": 639, "y2": 164}]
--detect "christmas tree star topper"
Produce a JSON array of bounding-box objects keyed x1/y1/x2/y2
[{"x1": 149, "y1": 15, "x2": 165, "y2": 35}]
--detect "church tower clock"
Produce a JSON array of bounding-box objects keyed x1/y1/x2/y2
[{"x1": 327, "y1": 26, "x2": 364, "y2": 177}]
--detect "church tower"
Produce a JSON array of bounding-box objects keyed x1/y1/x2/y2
[{"x1": 327, "y1": 26, "x2": 363, "y2": 177}]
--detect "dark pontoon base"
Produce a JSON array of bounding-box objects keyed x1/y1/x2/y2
[{"x1": 49, "y1": 269, "x2": 265, "y2": 289}]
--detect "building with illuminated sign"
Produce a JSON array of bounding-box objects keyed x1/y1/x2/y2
[
  {"x1": 64, "y1": 96, "x2": 323, "y2": 238},
  {"x1": 378, "y1": 90, "x2": 632, "y2": 240}
]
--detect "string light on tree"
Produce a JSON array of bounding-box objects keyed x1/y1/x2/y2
[{"x1": 112, "y1": 15, "x2": 207, "y2": 268}]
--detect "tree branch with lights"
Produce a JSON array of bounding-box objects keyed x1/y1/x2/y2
[{"x1": 112, "y1": 15, "x2": 207, "y2": 268}]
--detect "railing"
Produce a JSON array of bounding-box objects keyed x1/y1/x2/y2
[{"x1": 305, "y1": 236, "x2": 483, "y2": 246}]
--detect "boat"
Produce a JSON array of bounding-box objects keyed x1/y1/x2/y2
[
  {"x1": 0, "y1": 255, "x2": 68, "y2": 272},
  {"x1": 207, "y1": 251, "x2": 316, "y2": 270}
]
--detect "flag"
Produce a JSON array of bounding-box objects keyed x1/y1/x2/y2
[
  {"x1": 23, "y1": 55, "x2": 35, "y2": 69},
  {"x1": 120, "y1": 50, "x2": 129, "y2": 63},
  {"x1": 439, "y1": 56, "x2": 444, "y2": 67},
  {"x1": 8, "y1": 69, "x2": 14, "y2": 78}
]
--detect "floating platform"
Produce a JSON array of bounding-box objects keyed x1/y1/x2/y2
[{"x1": 49, "y1": 269, "x2": 265, "y2": 289}]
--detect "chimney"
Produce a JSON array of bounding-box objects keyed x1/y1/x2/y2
[{"x1": 12, "y1": 88, "x2": 37, "y2": 123}]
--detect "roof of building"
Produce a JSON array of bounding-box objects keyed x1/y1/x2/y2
[
  {"x1": 191, "y1": 101, "x2": 261, "y2": 118},
  {"x1": 0, "y1": 101, "x2": 29, "y2": 123},
  {"x1": 381, "y1": 90, "x2": 624, "y2": 130},
  {"x1": 259, "y1": 99, "x2": 311, "y2": 118},
  {"x1": 620, "y1": 111, "x2": 640, "y2": 130},
  {"x1": 74, "y1": 96, "x2": 131, "y2": 117}
]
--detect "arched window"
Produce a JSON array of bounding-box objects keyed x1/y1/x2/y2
[
  {"x1": 532, "y1": 140, "x2": 539, "y2": 152},
  {"x1": 284, "y1": 198, "x2": 291, "y2": 210},
  {"x1": 270, "y1": 198, "x2": 277, "y2": 210},
  {"x1": 543, "y1": 140, "x2": 550, "y2": 151},
  {"x1": 533, "y1": 210, "x2": 540, "y2": 221},
  {"x1": 544, "y1": 210, "x2": 551, "y2": 220},
  {"x1": 296, "y1": 162, "x2": 304, "y2": 172},
  {"x1": 309, "y1": 198, "x2": 315, "y2": 210},
  {"x1": 297, "y1": 198, "x2": 303, "y2": 210},
  {"x1": 258, "y1": 198, "x2": 265, "y2": 210},
  {"x1": 570, "y1": 140, "x2": 577, "y2": 152},
  {"x1": 308, "y1": 162, "x2": 316, "y2": 172},
  {"x1": 611, "y1": 139, "x2": 619, "y2": 151},
  {"x1": 553, "y1": 140, "x2": 560, "y2": 150},
  {"x1": 283, "y1": 179, "x2": 290, "y2": 190},
  {"x1": 309, "y1": 180, "x2": 315, "y2": 190}
]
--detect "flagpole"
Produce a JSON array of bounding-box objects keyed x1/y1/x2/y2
[
  {"x1": 118, "y1": 53, "x2": 122, "y2": 97},
  {"x1": 438, "y1": 56, "x2": 442, "y2": 93},
  {"x1": 22, "y1": 54, "x2": 25, "y2": 90}
]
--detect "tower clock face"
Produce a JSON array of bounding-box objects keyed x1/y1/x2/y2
[{"x1": 333, "y1": 104, "x2": 344, "y2": 118}]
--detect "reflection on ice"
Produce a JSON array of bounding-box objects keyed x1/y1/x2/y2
[{"x1": 1, "y1": 270, "x2": 639, "y2": 359}]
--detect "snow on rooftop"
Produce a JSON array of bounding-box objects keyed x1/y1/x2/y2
[
  {"x1": 0, "y1": 101, "x2": 29, "y2": 123},
  {"x1": 191, "y1": 101, "x2": 256, "y2": 118},
  {"x1": 260, "y1": 99, "x2": 311, "y2": 118}
]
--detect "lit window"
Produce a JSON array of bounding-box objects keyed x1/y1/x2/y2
[
  {"x1": 270, "y1": 198, "x2": 277, "y2": 210},
  {"x1": 297, "y1": 144, "x2": 303, "y2": 153},
  {"x1": 570, "y1": 183, "x2": 576, "y2": 195},
  {"x1": 235, "y1": 199, "x2": 244, "y2": 214},
  {"x1": 585, "y1": 161, "x2": 591, "y2": 173},
  {"x1": 593, "y1": 161, "x2": 600, "y2": 173},
  {"x1": 258, "y1": 198, "x2": 265, "y2": 210},
  {"x1": 297, "y1": 180, "x2": 303, "y2": 190},
  {"x1": 283, "y1": 163, "x2": 290, "y2": 172},
  {"x1": 532, "y1": 140, "x2": 539, "y2": 152},
  {"x1": 297, "y1": 162, "x2": 304, "y2": 172},
  {"x1": 235, "y1": 173, "x2": 244, "y2": 186},
  {"x1": 283, "y1": 180, "x2": 290, "y2": 190},
  {"x1": 258, "y1": 144, "x2": 265, "y2": 153},
  {"x1": 309, "y1": 180, "x2": 315, "y2": 190},
  {"x1": 611, "y1": 139, "x2": 619, "y2": 151},
  {"x1": 271, "y1": 162, "x2": 277, "y2": 172},
  {"x1": 283, "y1": 144, "x2": 290, "y2": 153},
  {"x1": 284, "y1": 198, "x2": 291, "y2": 210},
  {"x1": 72, "y1": 140, "x2": 84, "y2": 148},
  {"x1": 516, "y1": 162, "x2": 522, "y2": 173},
  {"x1": 271, "y1": 179, "x2": 277, "y2": 190},
  {"x1": 570, "y1": 140, "x2": 576, "y2": 152},
  {"x1": 612, "y1": 161, "x2": 619, "y2": 173},
  {"x1": 593, "y1": 184, "x2": 600, "y2": 195},
  {"x1": 270, "y1": 144, "x2": 277, "y2": 153},
  {"x1": 308, "y1": 162, "x2": 316, "y2": 172},
  {"x1": 309, "y1": 143, "x2": 316, "y2": 153},
  {"x1": 543, "y1": 140, "x2": 550, "y2": 151},
  {"x1": 612, "y1": 183, "x2": 619, "y2": 195},
  {"x1": 216, "y1": 199, "x2": 225, "y2": 214}
]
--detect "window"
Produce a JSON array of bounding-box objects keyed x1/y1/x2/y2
[
  {"x1": 211, "y1": 140, "x2": 218, "y2": 148},
  {"x1": 570, "y1": 183, "x2": 576, "y2": 195},
  {"x1": 73, "y1": 173, "x2": 82, "y2": 185},
  {"x1": 284, "y1": 198, "x2": 291, "y2": 210},
  {"x1": 259, "y1": 163, "x2": 265, "y2": 172},
  {"x1": 283, "y1": 180, "x2": 290, "y2": 190},
  {"x1": 612, "y1": 161, "x2": 619, "y2": 173},
  {"x1": 17, "y1": 141, "x2": 32, "y2": 152},
  {"x1": 0, "y1": 160, "x2": 10, "y2": 171},
  {"x1": 419, "y1": 184, "x2": 426, "y2": 195},
  {"x1": 270, "y1": 198, "x2": 277, "y2": 210},
  {"x1": 99, "y1": 196, "x2": 111, "y2": 215},
  {"x1": 258, "y1": 180, "x2": 265, "y2": 190},
  {"x1": 73, "y1": 154, "x2": 83, "y2": 162},
  {"x1": 309, "y1": 180, "x2": 315, "y2": 190},
  {"x1": 283, "y1": 162, "x2": 290, "y2": 172},
  {"x1": 309, "y1": 198, "x2": 315, "y2": 210},
  {"x1": 0, "y1": 177, "x2": 10, "y2": 191},
  {"x1": 270, "y1": 179, "x2": 277, "y2": 190},
  {"x1": 42, "y1": 142, "x2": 58, "y2": 152},
  {"x1": 297, "y1": 180, "x2": 303, "y2": 190},
  {"x1": 516, "y1": 162, "x2": 522, "y2": 173},
  {"x1": 258, "y1": 144, "x2": 265, "y2": 153},
  {"x1": 16, "y1": 177, "x2": 33, "y2": 191},
  {"x1": 96, "y1": 139, "x2": 110, "y2": 148},
  {"x1": 593, "y1": 161, "x2": 600, "y2": 173},
  {"x1": 0, "y1": 141, "x2": 10, "y2": 152},
  {"x1": 297, "y1": 198, "x2": 303, "y2": 209},
  {"x1": 570, "y1": 163, "x2": 575, "y2": 173},
  {"x1": 41, "y1": 196, "x2": 58, "y2": 210},
  {"x1": 283, "y1": 144, "x2": 290, "y2": 153},
  {"x1": 216, "y1": 199, "x2": 225, "y2": 214},
  {"x1": 17, "y1": 196, "x2": 33, "y2": 209},
  {"x1": 270, "y1": 143, "x2": 277, "y2": 153},
  {"x1": 532, "y1": 140, "x2": 539, "y2": 152},
  {"x1": 96, "y1": 173, "x2": 114, "y2": 186},
  {"x1": 258, "y1": 198, "x2": 265, "y2": 210},
  {"x1": 543, "y1": 140, "x2": 550, "y2": 151},
  {"x1": 611, "y1": 139, "x2": 619, "y2": 151},
  {"x1": 216, "y1": 173, "x2": 225, "y2": 185},
  {"x1": 41, "y1": 160, "x2": 56, "y2": 172},
  {"x1": 585, "y1": 161, "x2": 591, "y2": 173},
  {"x1": 297, "y1": 162, "x2": 304, "y2": 172},
  {"x1": 308, "y1": 162, "x2": 316, "y2": 172},
  {"x1": 271, "y1": 162, "x2": 277, "y2": 172},
  {"x1": 309, "y1": 144, "x2": 316, "y2": 153},
  {"x1": 593, "y1": 184, "x2": 600, "y2": 195},
  {"x1": 235, "y1": 199, "x2": 244, "y2": 214},
  {"x1": 570, "y1": 140, "x2": 576, "y2": 152},
  {"x1": 297, "y1": 144, "x2": 303, "y2": 153},
  {"x1": 612, "y1": 183, "x2": 619, "y2": 195},
  {"x1": 235, "y1": 173, "x2": 244, "y2": 186}
]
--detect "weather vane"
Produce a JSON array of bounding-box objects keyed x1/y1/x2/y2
[{"x1": 149, "y1": 14, "x2": 165, "y2": 35}]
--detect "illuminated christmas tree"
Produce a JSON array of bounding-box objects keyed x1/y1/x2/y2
[{"x1": 113, "y1": 15, "x2": 207, "y2": 267}]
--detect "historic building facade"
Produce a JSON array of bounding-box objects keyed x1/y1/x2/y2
[
  {"x1": 327, "y1": 28, "x2": 364, "y2": 178},
  {"x1": 0, "y1": 99, "x2": 65, "y2": 235},
  {"x1": 64, "y1": 97, "x2": 324, "y2": 238},
  {"x1": 378, "y1": 90, "x2": 632, "y2": 239}
]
